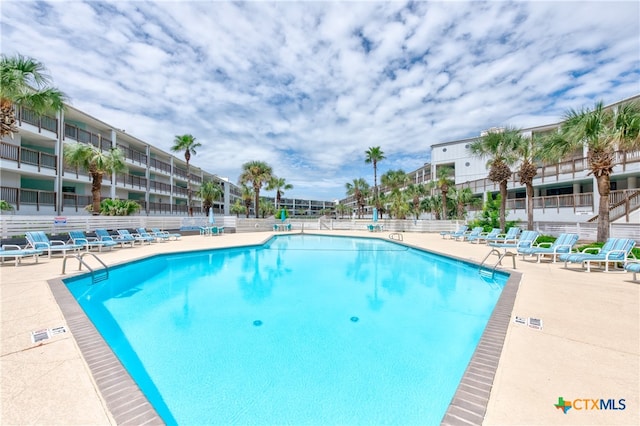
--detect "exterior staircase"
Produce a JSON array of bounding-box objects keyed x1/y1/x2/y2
[{"x1": 588, "y1": 189, "x2": 640, "y2": 223}]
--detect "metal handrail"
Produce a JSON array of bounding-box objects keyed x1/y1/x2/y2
[{"x1": 62, "y1": 252, "x2": 109, "y2": 284}]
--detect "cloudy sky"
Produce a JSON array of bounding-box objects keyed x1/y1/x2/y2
[{"x1": 2, "y1": 1, "x2": 639, "y2": 201}]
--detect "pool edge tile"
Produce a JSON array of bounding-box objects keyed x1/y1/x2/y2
[
  {"x1": 441, "y1": 269, "x2": 521, "y2": 426},
  {"x1": 48, "y1": 277, "x2": 165, "y2": 426}
]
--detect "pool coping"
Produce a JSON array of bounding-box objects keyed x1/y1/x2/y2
[{"x1": 48, "y1": 235, "x2": 521, "y2": 426}]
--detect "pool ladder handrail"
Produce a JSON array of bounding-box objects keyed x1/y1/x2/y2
[
  {"x1": 479, "y1": 248, "x2": 516, "y2": 278},
  {"x1": 62, "y1": 252, "x2": 109, "y2": 284}
]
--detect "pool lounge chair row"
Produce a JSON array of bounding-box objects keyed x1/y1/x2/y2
[
  {"x1": 443, "y1": 226, "x2": 522, "y2": 245},
  {"x1": 444, "y1": 225, "x2": 637, "y2": 276}
]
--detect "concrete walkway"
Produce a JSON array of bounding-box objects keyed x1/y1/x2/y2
[{"x1": 1, "y1": 231, "x2": 638, "y2": 425}]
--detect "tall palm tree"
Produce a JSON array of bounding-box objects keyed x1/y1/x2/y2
[
  {"x1": 365, "y1": 146, "x2": 385, "y2": 210},
  {"x1": 171, "y1": 134, "x2": 201, "y2": 217},
  {"x1": 345, "y1": 178, "x2": 370, "y2": 218},
  {"x1": 433, "y1": 166, "x2": 455, "y2": 220},
  {"x1": 239, "y1": 161, "x2": 273, "y2": 219},
  {"x1": 512, "y1": 131, "x2": 540, "y2": 230},
  {"x1": 63, "y1": 143, "x2": 127, "y2": 214},
  {"x1": 540, "y1": 100, "x2": 640, "y2": 241},
  {"x1": 1, "y1": 54, "x2": 67, "y2": 138},
  {"x1": 197, "y1": 180, "x2": 223, "y2": 214},
  {"x1": 266, "y1": 176, "x2": 293, "y2": 209},
  {"x1": 469, "y1": 129, "x2": 519, "y2": 231}
]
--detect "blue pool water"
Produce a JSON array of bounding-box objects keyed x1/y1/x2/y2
[{"x1": 64, "y1": 234, "x2": 508, "y2": 425}]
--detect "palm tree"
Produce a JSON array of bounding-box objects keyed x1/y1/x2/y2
[
  {"x1": 231, "y1": 199, "x2": 246, "y2": 217},
  {"x1": 197, "y1": 180, "x2": 223, "y2": 214},
  {"x1": 335, "y1": 203, "x2": 351, "y2": 219},
  {"x1": 239, "y1": 161, "x2": 273, "y2": 219},
  {"x1": 540, "y1": 100, "x2": 640, "y2": 241},
  {"x1": 345, "y1": 178, "x2": 370, "y2": 218},
  {"x1": 63, "y1": 143, "x2": 127, "y2": 214},
  {"x1": 512, "y1": 131, "x2": 540, "y2": 230},
  {"x1": 381, "y1": 169, "x2": 409, "y2": 218},
  {"x1": 1, "y1": 54, "x2": 67, "y2": 138},
  {"x1": 469, "y1": 129, "x2": 519, "y2": 231},
  {"x1": 365, "y1": 146, "x2": 385, "y2": 210},
  {"x1": 433, "y1": 166, "x2": 455, "y2": 220},
  {"x1": 266, "y1": 176, "x2": 293, "y2": 210},
  {"x1": 404, "y1": 183, "x2": 427, "y2": 219},
  {"x1": 240, "y1": 185, "x2": 253, "y2": 218},
  {"x1": 420, "y1": 195, "x2": 443, "y2": 220},
  {"x1": 449, "y1": 187, "x2": 481, "y2": 220},
  {"x1": 171, "y1": 134, "x2": 202, "y2": 217}
]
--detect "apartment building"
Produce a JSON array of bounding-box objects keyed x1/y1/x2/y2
[
  {"x1": 0, "y1": 104, "x2": 337, "y2": 218},
  {"x1": 340, "y1": 95, "x2": 640, "y2": 223},
  {"x1": 1, "y1": 104, "x2": 236, "y2": 216}
]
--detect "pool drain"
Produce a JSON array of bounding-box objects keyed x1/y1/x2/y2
[
  {"x1": 253, "y1": 320, "x2": 263, "y2": 326},
  {"x1": 350, "y1": 316, "x2": 359, "y2": 322}
]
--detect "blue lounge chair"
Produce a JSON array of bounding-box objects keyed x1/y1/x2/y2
[
  {"x1": 468, "y1": 228, "x2": 501, "y2": 244},
  {"x1": 0, "y1": 245, "x2": 43, "y2": 266},
  {"x1": 440, "y1": 225, "x2": 468, "y2": 240},
  {"x1": 117, "y1": 229, "x2": 154, "y2": 245},
  {"x1": 95, "y1": 229, "x2": 135, "y2": 248},
  {"x1": 367, "y1": 223, "x2": 382, "y2": 232},
  {"x1": 560, "y1": 238, "x2": 636, "y2": 272},
  {"x1": 624, "y1": 261, "x2": 640, "y2": 281},
  {"x1": 455, "y1": 226, "x2": 483, "y2": 242},
  {"x1": 488, "y1": 230, "x2": 539, "y2": 254},
  {"x1": 519, "y1": 233, "x2": 579, "y2": 263},
  {"x1": 25, "y1": 231, "x2": 81, "y2": 258},
  {"x1": 151, "y1": 228, "x2": 181, "y2": 240},
  {"x1": 69, "y1": 230, "x2": 118, "y2": 252},
  {"x1": 137, "y1": 227, "x2": 168, "y2": 242},
  {"x1": 486, "y1": 227, "x2": 521, "y2": 244}
]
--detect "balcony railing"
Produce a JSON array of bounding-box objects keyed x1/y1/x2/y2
[
  {"x1": 0, "y1": 142, "x2": 57, "y2": 172},
  {"x1": 173, "y1": 186, "x2": 188, "y2": 196},
  {"x1": 150, "y1": 157, "x2": 171, "y2": 174},
  {"x1": 150, "y1": 180, "x2": 172, "y2": 193},
  {"x1": 17, "y1": 107, "x2": 58, "y2": 135},
  {"x1": 117, "y1": 173, "x2": 147, "y2": 189},
  {"x1": 116, "y1": 144, "x2": 147, "y2": 165},
  {"x1": 1, "y1": 186, "x2": 56, "y2": 211},
  {"x1": 64, "y1": 123, "x2": 112, "y2": 151},
  {"x1": 174, "y1": 169, "x2": 188, "y2": 180}
]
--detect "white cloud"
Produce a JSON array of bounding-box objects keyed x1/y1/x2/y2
[{"x1": 1, "y1": 0, "x2": 638, "y2": 201}]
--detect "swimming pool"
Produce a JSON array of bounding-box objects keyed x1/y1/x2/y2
[{"x1": 64, "y1": 234, "x2": 509, "y2": 425}]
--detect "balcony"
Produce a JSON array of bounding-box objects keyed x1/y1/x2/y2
[
  {"x1": 117, "y1": 173, "x2": 147, "y2": 190},
  {"x1": 150, "y1": 180, "x2": 172, "y2": 193},
  {"x1": 64, "y1": 123, "x2": 112, "y2": 151},
  {"x1": 1, "y1": 186, "x2": 56, "y2": 211},
  {"x1": 1, "y1": 141, "x2": 57, "y2": 172},
  {"x1": 150, "y1": 157, "x2": 171, "y2": 174},
  {"x1": 173, "y1": 186, "x2": 188, "y2": 196},
  {"x1": 17, "y1": 107, "x2": 58, "y2": 135},
  {"x1": 116, "y1": 144, "x2": 147, "y2": 165}
]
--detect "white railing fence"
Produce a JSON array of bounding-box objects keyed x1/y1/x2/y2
[{"x1": 1, "y1": 215, "x2": 638, "y2": 243}]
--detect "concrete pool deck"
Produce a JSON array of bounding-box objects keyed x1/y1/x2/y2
[{"x1": 1, "y1": 231, "x2": 638, "y2": 425}]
